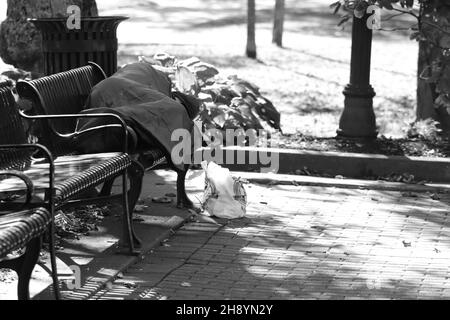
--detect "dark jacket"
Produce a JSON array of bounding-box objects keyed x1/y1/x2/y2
[{"x1": 75, "y1": 62, "x2": 200, "y2": 170}]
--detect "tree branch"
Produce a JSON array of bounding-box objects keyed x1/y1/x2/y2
[
  {"x1": 391, "y1": 7, "x2": 419, "y2": 19},
  {"x1": 379, "y1": 26, "x2": 418, "y2": 32},
  {"x1": 422, "y1": 20, "x2": 450, "y2": 37},
  {"x1": 382, "y1": 12, "x2": 409, "y2": 22}
]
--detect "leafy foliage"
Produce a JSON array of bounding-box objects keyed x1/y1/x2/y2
[
  {"x1": 331, "y1": 0, "x2": 450, "y2": 115},
  {"x1": 407, "y1": 118, "x2": 442, "y2": 141},
  {"x1": 140, "y1": 53, "x2": 282, "y2": 144}
]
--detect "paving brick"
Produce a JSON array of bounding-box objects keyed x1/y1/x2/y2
[{"x1": 93, "y1": 181, "x2": 450, "y2": 300}]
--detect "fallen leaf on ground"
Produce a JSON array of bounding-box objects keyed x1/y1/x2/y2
[
  {"x1": 133, "y1": 216, "x2": 145, "y2": 222},
  {"x1": 121, "y1": 281, "x2": 138, "y2": 289},
  {"x1": 401, "y1": 192, "x2": 418, "y2": 198},
  {"x1": 134, "y1": 205, "x2": 146, "y2": 213},
  {"x1": 430, "y1": 193, "x2": 441, "y2": 200},
  {"x1": 188, "y1": 209, "x2": 199, "y2": 216},
  {"x1": 152, "y1": 197, "x2": 173, "y2": 204},
  {"x1": 402, "y1": 240, "x2": 412, "y2": 247}
]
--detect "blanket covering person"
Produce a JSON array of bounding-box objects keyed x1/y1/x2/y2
[{"x1": 75, "y1": 62, "x2": 200, "y2": 171}]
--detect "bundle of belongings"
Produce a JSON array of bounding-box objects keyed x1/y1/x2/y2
[{"x1": 75, "y1": 62, "x2": 201, "y2": 171}]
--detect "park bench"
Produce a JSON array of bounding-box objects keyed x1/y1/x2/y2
[
  {"x1": 0, "y1": 85, "x2": 60, "y2": 299},
  {"x1": 0, "y1": 74, "x2": 141, "y2": 258},
  {"x1": 0, "y1": 206, "x2": 58, "y2": 300},
  {"x1": 16, "y1": 63, "x2": 193, "y2": 213}
]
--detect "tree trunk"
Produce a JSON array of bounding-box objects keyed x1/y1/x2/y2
[
  {"x1": 272, "y1": 0, "x2": 285, "y2": 47},
  {"x1": 0, "y1": 0, "x2": 98, "y2": 74},
  {"x1": 417, "y1": 40, "x2": 440, "y2": 122},
  {"x1": 416, "y1": 1, "x2": 450, "y2": 132},
  {"x1": 246, "y1": 0, "x2": 257, "y2": 59}
]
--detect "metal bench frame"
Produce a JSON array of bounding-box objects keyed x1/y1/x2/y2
[
  {"x1": 0, "y1": 205, "x2": 57, "y2": 300},
  {"x1": 16, "y1": 62, "x2": 194, "y2": 210},
  {"x1": 14, "y1": 64, "x2": 150, "y2": 253},
  {"x1": 0, "y1": 81, "x2": 141, "y2": 297},
  {"x1": 1, "y1": 84, "x2": 60, "y2": 299},
  {"x1": 0, "y1": 150, "x2": 60, "y2": 300}
]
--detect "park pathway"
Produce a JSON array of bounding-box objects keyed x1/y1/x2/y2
[{"x1": 93, "y1": 182, "x2": 450, "y2": 300}]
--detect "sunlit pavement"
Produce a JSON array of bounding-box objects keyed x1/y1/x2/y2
[{"x1": 93, "y1": 173, "x2": 450, "y2": 300}]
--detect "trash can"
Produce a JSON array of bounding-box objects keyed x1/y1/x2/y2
[{"x1": 30, "y1": 16, "x2": 128, "y2": 76}]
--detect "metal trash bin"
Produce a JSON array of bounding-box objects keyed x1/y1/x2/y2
[{"x1": 30, "y1": 16, "x2": 128, "y2": 76}]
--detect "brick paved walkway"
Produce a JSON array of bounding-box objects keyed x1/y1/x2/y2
[{"x1": 93, "y1": 182, "x2": 450, "y2": 300}]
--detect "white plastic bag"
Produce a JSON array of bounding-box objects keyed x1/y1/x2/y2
[{"x1": 201, "y1": 161, "x2": 247, "y2": 219}]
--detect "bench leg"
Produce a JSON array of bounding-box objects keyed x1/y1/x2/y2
[
  {"x1": 127, "y1": 161, "x2": 144, "y2": 248},
  {"x1": 100, "y1": 179, "x2": 115, "y2": 197},
  {"x1": 17, "y1": 237, "x2": 42, "y2": 300},
  {"x1": 0, "y1": 237, "x2": 42, "y2": 300},
  {"x1": 119, "y1": 161, "x2": 144, "y2": 255},
  {"x1": 48, "y1": 221, "x2": 61, "y2": 300},
  {"x1": 176, "y1": 165, "x2": 197, "y2": 210},
  {"x1": 119, "y1": 168, "x2": 136, "y2": 255},
  {"x1": 1, "y1": 233, "x2": 61, "y2": 300}
]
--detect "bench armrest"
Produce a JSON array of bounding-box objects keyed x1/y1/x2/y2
[
  {"x1": 0, "y1": 144, "x2": 55, "y2": 214},
  {"x1": 0, "y1": 170, "x2": 34, "y2": 209},
  {"x1": 20, "y1": 112, "x2": 129, "y2": 154}
]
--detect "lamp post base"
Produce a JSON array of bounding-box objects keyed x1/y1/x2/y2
[{"x1": 337, "y1": 84, "x2": 378, "y2": 138}]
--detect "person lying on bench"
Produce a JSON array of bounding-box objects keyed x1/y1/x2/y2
[{"x1": 75, "y1": 62, "x2": 201, "y2": 207}]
